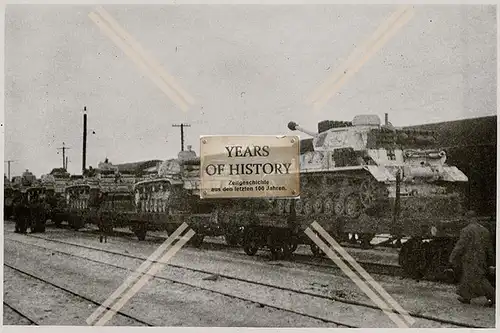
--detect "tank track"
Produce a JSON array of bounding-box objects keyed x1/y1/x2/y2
[{"x1": 268, "y1": 170, "x2": 388, "y2": 226}]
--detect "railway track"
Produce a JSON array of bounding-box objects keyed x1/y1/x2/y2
[
  {"x1": 7, "y1": 232, "x2": 483, "y2": 328},
  {"x1": 4, "y1": 263, "x2": 153, "y2": 326},
  {"x1": 3, "y1": 301, "x2": 38, "y2": 325},
  {"x1": 44, "y1": 221, "x2": 404, "y2": 278}
]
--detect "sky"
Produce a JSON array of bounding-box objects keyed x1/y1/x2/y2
[{"x1": 4, "y1": 4, "x2": 497, "y2": 178}]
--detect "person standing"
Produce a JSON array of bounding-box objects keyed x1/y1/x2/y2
[{"x1": 449, "y1": 211, "x2": 495, "y2": 306}]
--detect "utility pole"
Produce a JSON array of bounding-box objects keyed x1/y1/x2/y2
[
  {"x1": 82, "y1": 106, "x2": 88, "y2": 174},
  {"x1": 57, "y1": 142, "x2": 71, "y2": 170},
  {"x1": 4, "y1": 160, "x2": 16, "y2": 180},
  {"x1": 172, "y1": 123, "x2": 191, "y2": 151}
]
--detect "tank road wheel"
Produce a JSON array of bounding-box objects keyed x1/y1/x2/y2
[
  {"x1": 333, "y1": 194, "x2": 344, "y2": 216},
  {"x1": 344, "y1": 194, "x2": 363, "y2": 219},
  {"x1": 313, "y1": 198, "x2": 323, "y2": 214},
  {"x1": 359, "y1": 179, "x2": 380, "y2": 208},
  {"x1": 295, "y1": 199, "x2": 303, "y2": 215},
  {"x1": 323, "y1": 197, "x2": 334, "y2": 214},
  {"x1": 303, "y1": 200, "x2": 313, "y2": 216}
]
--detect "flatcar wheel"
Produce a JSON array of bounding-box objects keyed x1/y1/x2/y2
[
  {"x1": 225, "y1": 233, "x2": 240, "y2": 247},
  {"x1": 19, "y1": 216, "x2": 28, "y2": 234},
  {"x1": 133, "y1": 227, "x2": 147, "y2": 241},
  {"x1": 284, "y1": 239, "x2": 297, "y2": 257},
  {"x1": 310, "y1": 243, "x2": 325, "y2": 257},
  {"x1": 243, "y1": 241, "x2": 259, "y2": 256},
  {"x1": 190, "y1": 234, "x2": 205, "y2": 248},
  {"x1": 333, "y1": 195, "x2": 344, "y2": 216},
  {"x1": 270, "y1": 245, "x2": 285, "y2": 260},
  {"x1": 36, "y1": 222, "x2": 46, "y2": 233},
  {"x1": 359, "y1": 233, "x2": 374, "y2": 249}
]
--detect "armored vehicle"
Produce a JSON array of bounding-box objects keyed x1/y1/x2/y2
[
  {"x1": 131, "y1": 146, "x2": 223, "y2": 243},
  {"x1": 285, "y1": 114, "x2": 470, "y2": 278},
  {"x1": 13, "y1": 185, "x2": 52, "y2": 233}
]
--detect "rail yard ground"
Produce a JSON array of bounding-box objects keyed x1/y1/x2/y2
[{"x1": 3, "y1": 220, "x2": 495, "y2": 328}]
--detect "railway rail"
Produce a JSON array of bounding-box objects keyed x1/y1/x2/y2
[
  {"x1": 6, "y1": 232, "x2": 484, "y2": 328},
  {"x1": 34, "y1": 221, "x2": 405, "y2": 278},
  {"x1": 5, "y1": 220, "x2": 434, "y2": 282},
  {"x1": 3, "y1": 263, "x2": 153, "y2": 327}
]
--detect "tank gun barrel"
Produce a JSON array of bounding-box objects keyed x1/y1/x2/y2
[{"x1": 287, "y1": 121, "x2": 317, "y2": 137}]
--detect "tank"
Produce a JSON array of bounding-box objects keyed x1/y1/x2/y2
[
  {"x1": 287, "y1": 114, "x2": 471, "y2": 278},
  {"x1": 130, "y1": 145, "x2": 220, "y2": 242}
]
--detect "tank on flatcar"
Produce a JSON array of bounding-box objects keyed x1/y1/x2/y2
[
  {"x1": 63, "y1": 178, "x2": 101, "y2": 230},
  {"x1": 130, "y1": 145, "x2": 223, "y2": 243},
  {"x1": 285, "y1": 114, "x2": 471, "y2": 278},
  {"x1": 12, "y1": 184, "x2": 53, "y2": 233}
]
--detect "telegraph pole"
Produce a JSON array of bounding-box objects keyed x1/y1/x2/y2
[
  {"x1": 4, "y1": 160, "x2": 16, "y2": 180},
  {"x1": 82, "y1": 106, "x2": 88, "y2": 174},
  {"x1": 57, "y1": 142, "x2": 71, "y2": 170},
  {"x1": 172, "y1": 123, "x2": 191, "y2": 151}
]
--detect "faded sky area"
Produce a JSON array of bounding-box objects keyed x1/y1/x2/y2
[{"x1": 4, "y1": 4, "x2": 497, "y2": 177}]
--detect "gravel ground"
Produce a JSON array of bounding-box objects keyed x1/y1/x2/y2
[
  {"x1": 4, "y1": 224, "x2": 496, "y2": 327},
  {"x1": 4, "y1": 236, "x2": 338, "y2": 327},
  {"x1": 3, "y1": 304, "x2": 34, "y2": 325},
  {"x1": 3, "y1": 266, "x2": 144, "y2": 326}
]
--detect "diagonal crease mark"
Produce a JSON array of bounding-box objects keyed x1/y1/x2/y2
[
  {"x1": 94, "y1": 6, "x2": 195, "y2": 106},
  {"x1": 311, "y1": 221, "x2": 415, "y2": 326},
  {"x1": 86, "y1": 223, "x2": 194, "y2": 326},
  {"x1": 88, "y1": 8, "x2": 194, "y2": 112},
  {"x1": 94, "y1": 229, "x2": 195, "y2": 326},
  {"x1": 305, "y1": 224, "x2": 413, "y2": 328},
  {"x1": 307, "y1": 5, "x2": 415, "y2": 111}
]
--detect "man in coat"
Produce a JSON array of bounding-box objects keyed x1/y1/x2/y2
[{"x1": 449, "y1": 210, "x2": 495, "y2": 306}]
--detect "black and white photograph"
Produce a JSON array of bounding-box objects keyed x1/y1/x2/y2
[{"x1": 3, "y1": 3, "x2": 497, "y2": 328}]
